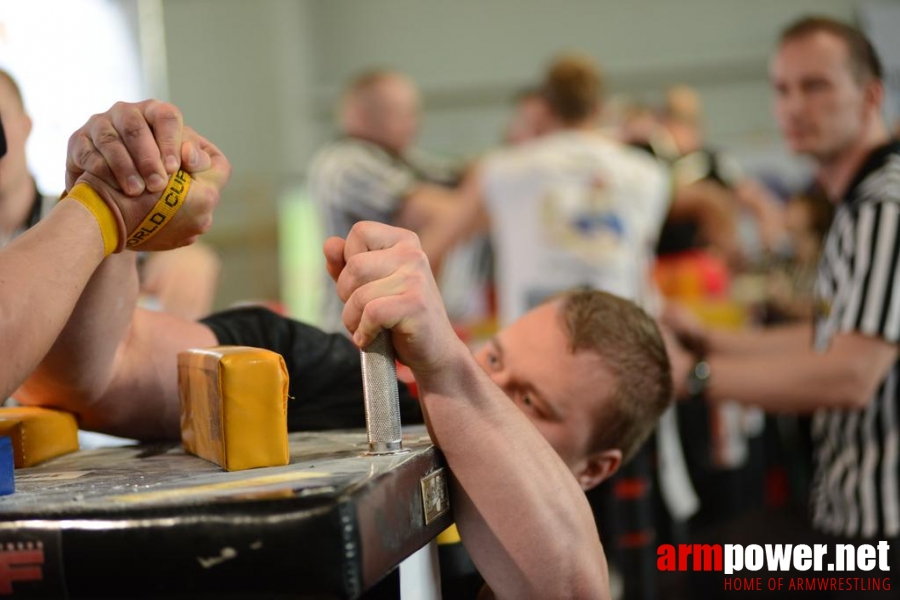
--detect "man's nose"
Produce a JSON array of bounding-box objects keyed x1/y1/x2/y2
[{"x1": 779, "y1": 90, "x2": 805, "y2": 118}]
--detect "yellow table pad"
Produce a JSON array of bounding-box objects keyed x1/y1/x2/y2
[
  {"x1": 0, "y1": 406, "x2": 79, "y2": 468},
  {"x1": 178, "y1": 346, "x2": 290, "y2": 471}
]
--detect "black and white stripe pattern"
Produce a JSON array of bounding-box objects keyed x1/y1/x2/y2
[
  {"x1": 308, "y1": 138, "x2": 418, "y2": 240},
  {"x1": 811, "y1": 144, "x2": 900, "y2": 539}
]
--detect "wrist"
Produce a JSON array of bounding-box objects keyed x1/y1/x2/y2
[
  {"x1": 685, "y1": 356, "x2": 712, "y2": 401},
  {"x1": 49, "y1": 200, "x2": 109, "y2": 262},
  {"x1": 414, "y1": 338, "x2": 479, "y2": 401},
  {"x1": 683, "y1": 325, "x2": 712, "y2": 357},
  {"x1": 60, "y1": 186, "x2": 122, "y2": 256}
]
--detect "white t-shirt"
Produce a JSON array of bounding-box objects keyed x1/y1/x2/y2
[{"x1": 482, "y1": 131, "x2": 670, "y2": 324}]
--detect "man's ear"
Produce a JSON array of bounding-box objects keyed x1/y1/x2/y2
[
  {"x1": 575, "y1": 448, "x2": 622, "y2": 491},
  {"x1": 863, "y1": 79, "x2": 884, "y2": 116}
]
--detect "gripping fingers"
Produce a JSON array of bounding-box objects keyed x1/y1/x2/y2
[
  {"x1": 181, "y1": 179, "x2": 219, "y2": 237},
  {"x1": 351, "y1": 294, "x2": 413, "y2": 347},
  {"x1": 335, "y1": 248, "x2": 405, "y2": 303},
  {"x1": 141, "y1": 100, "x2": 184, "y2": 176},
  {"x1": 66, "y1": 131, "x2": 114, "y2": 192},
  {"x1": 86, "y1": 112, "x2": 147, "y2": 196},
  {"x1": 341, "y1": 274, "x2": 409, "y2": 336},
  {"x1": 180, "y1": 127, "x2": 213, "y2": 173},
  {"x1": 344, "y1": 222, "x2": 423, "y2": 260},
  {"x1": 323, "y1": 237, "x2": 347, "y2": 284},
  {"x1": 112, "y1": 102, "x2": 171, "y2": 194}
]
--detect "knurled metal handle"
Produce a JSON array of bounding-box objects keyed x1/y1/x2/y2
[{"x1": 361, "y1": 330, "x2": 405, "y2": 454}]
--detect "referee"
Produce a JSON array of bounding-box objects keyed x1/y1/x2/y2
[{"x1": 667, "y1": 16, "x2": 900, "y2": 562}]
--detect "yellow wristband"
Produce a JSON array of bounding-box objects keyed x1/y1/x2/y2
[
  {"x1": 65, "y1": 183, "x2": 120, "y2": 257},
  {"x1": 126, "y1": 170, "x2": 192, "y2": 249}
]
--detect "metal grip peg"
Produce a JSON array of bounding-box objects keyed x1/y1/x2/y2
[{"x1": 360, "y1": 330, "x2": 406, "y2": 455}]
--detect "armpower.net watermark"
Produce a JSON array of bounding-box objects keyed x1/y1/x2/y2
[{"x1": 657, "y1": 541, "x2": 892, "y2": 592}]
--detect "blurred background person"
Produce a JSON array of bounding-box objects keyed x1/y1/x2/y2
[
  {"x1": 764, "y1": 190, "x2": 835, "y2": 323},
  {"x1": 623, "y1": 85, "x2": 786, "y2": 275},
  {"x1": 482, "y1": 54, "x2": 670, "y2": 323},
  {"x1": 308, "y1": 69, "x2": 482, "y2": 332},
  {"x1": 619, "y1": 84, "x2": 795, "y2": 547},
  {"x1": 664, "y1": 19, "x2": 900, "y2": 599},
  {"x1": 503, "y1": 87, "x2": 551, "y2": 146},
  {"x1": 0, "y1": 70, "x2": 55, "y2": 247}
]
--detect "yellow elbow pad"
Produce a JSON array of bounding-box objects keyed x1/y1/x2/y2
[
  {"x1": 0, "y1": 407, "x2": 80, "y2": 468},
  {"x1": 178, "y1": 346, "x2": 290, "y2": 471}
]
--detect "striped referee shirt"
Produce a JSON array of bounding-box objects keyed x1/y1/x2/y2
[
  {"x1": 308, "y1": 138, "x2": 421, "y2": 241},
  {"x1": 811, "y1": 140, "x2": 900, "y2": 539}
]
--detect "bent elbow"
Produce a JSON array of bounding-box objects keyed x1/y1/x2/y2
[{"x1": 540, "y1": 543, "x2": 609, "y2": 600}]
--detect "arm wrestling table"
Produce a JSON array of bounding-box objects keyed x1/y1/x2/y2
[{"x1": 0, "y1": 427, "x2": 452, "y2": 599}]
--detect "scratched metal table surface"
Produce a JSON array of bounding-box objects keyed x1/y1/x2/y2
[{"x1": 0, "y1": 427, "x2": 452, "y2": 600}]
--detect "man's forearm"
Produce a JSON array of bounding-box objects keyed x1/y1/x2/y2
[
  {"x1": 705, "y1": 322, "x2": 812, "y2": 356},
  {"x1": 706, "y1": 332, "x2": 897, "y2": 412},
  {"x1": 0, "y1": 201, "x2": 105, "y2": 399},
  {"x1": 416, "y1": 341, "x2": 608, "y2": 600},
  {"x1": 398, "y1": 182, "x2": 487, "y2": 269},
  {"x1": 16, "y1": 250, "x2": 139, "y2": 415}
]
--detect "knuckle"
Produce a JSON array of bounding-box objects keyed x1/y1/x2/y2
[
  {"x1": 401, "y1": 229, "x2": 421, "y2": 247},
  {"x1": 366, "y1": 297, "x2": 394, "y2": 327},
  {"x1": 407, "y1": 268, "x2": 426, "y2": 288},
  {"x1": 360, "y1": 302, "x2": 379, "y2": 327},
  {"x1": 135, "y1": 155, "x2": 160, "y2": 173},
  {"x1": 197, "y1": 190, "x2": 216, "y2": 213},
  {"x1": 86, "y1": 156, "x2": 109, "y2": 178},
  {"x1": 344, "y1": 254, "x2": 364, "y2": 279},
  {"x1": 67, "y1": 130, "x2": 84, "y2": 153},
  {"x1": 121, "y1": 119, "x2": 147, "y2": 142},
  {"x1": 335, "y1": 277, "x2": 352, "y2": 303},
  {"x1": 95, "y1": 128, "x2": 121, "y2": 148},
  {"x1": 401, "y1": 245, "x2": 429, "y2": 268},
  {"x1": 351, "y1": 289, "x2": 369, "y2": 313},
  {"x1": 194, "y1": 215, "x2": 213, "y2": 235},
  {"x1": 153, "y1": 101, "x2": 181, "y2": 122},
  {"x1": 402, "y1": 276, "x2": 424, "y2": 297},
  {"x1": 341, "y1": 302, "x2": 359, "y2": 331},
  {"x1": 75, "y1": 145, "x2": 99, "y2": 167},
  {"x1": 349, "y1": 221, "x2": 368, "y2": 238},
  {"x1": 205, "y1": 188, "x2": 221, "y2": 209}
]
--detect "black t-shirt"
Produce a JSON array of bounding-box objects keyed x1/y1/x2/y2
[
  {"x1": 632, "y1": 143, "x2": 739, "y2": 256},
  {"x1": 200, "y1": 306, "x2": 424, "y2": 431}
]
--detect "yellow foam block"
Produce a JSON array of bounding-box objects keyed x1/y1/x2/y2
[
  {"x1": 0, "y1": 406, "x2": 79, "y2": 468},
  {"x1": 178, "y1": 346, "x2": 290, "y2": 471}
]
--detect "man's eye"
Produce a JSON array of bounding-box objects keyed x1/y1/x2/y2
[
  {"x1": 522, "y1": 394, "x2": 533, "y2": 407},
  {"x1": 487, "y1": 353, "x2": 500, "y2": 367},
  {"x1": 803, "y1": 80, "x2": 829, "y2": 93}
]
